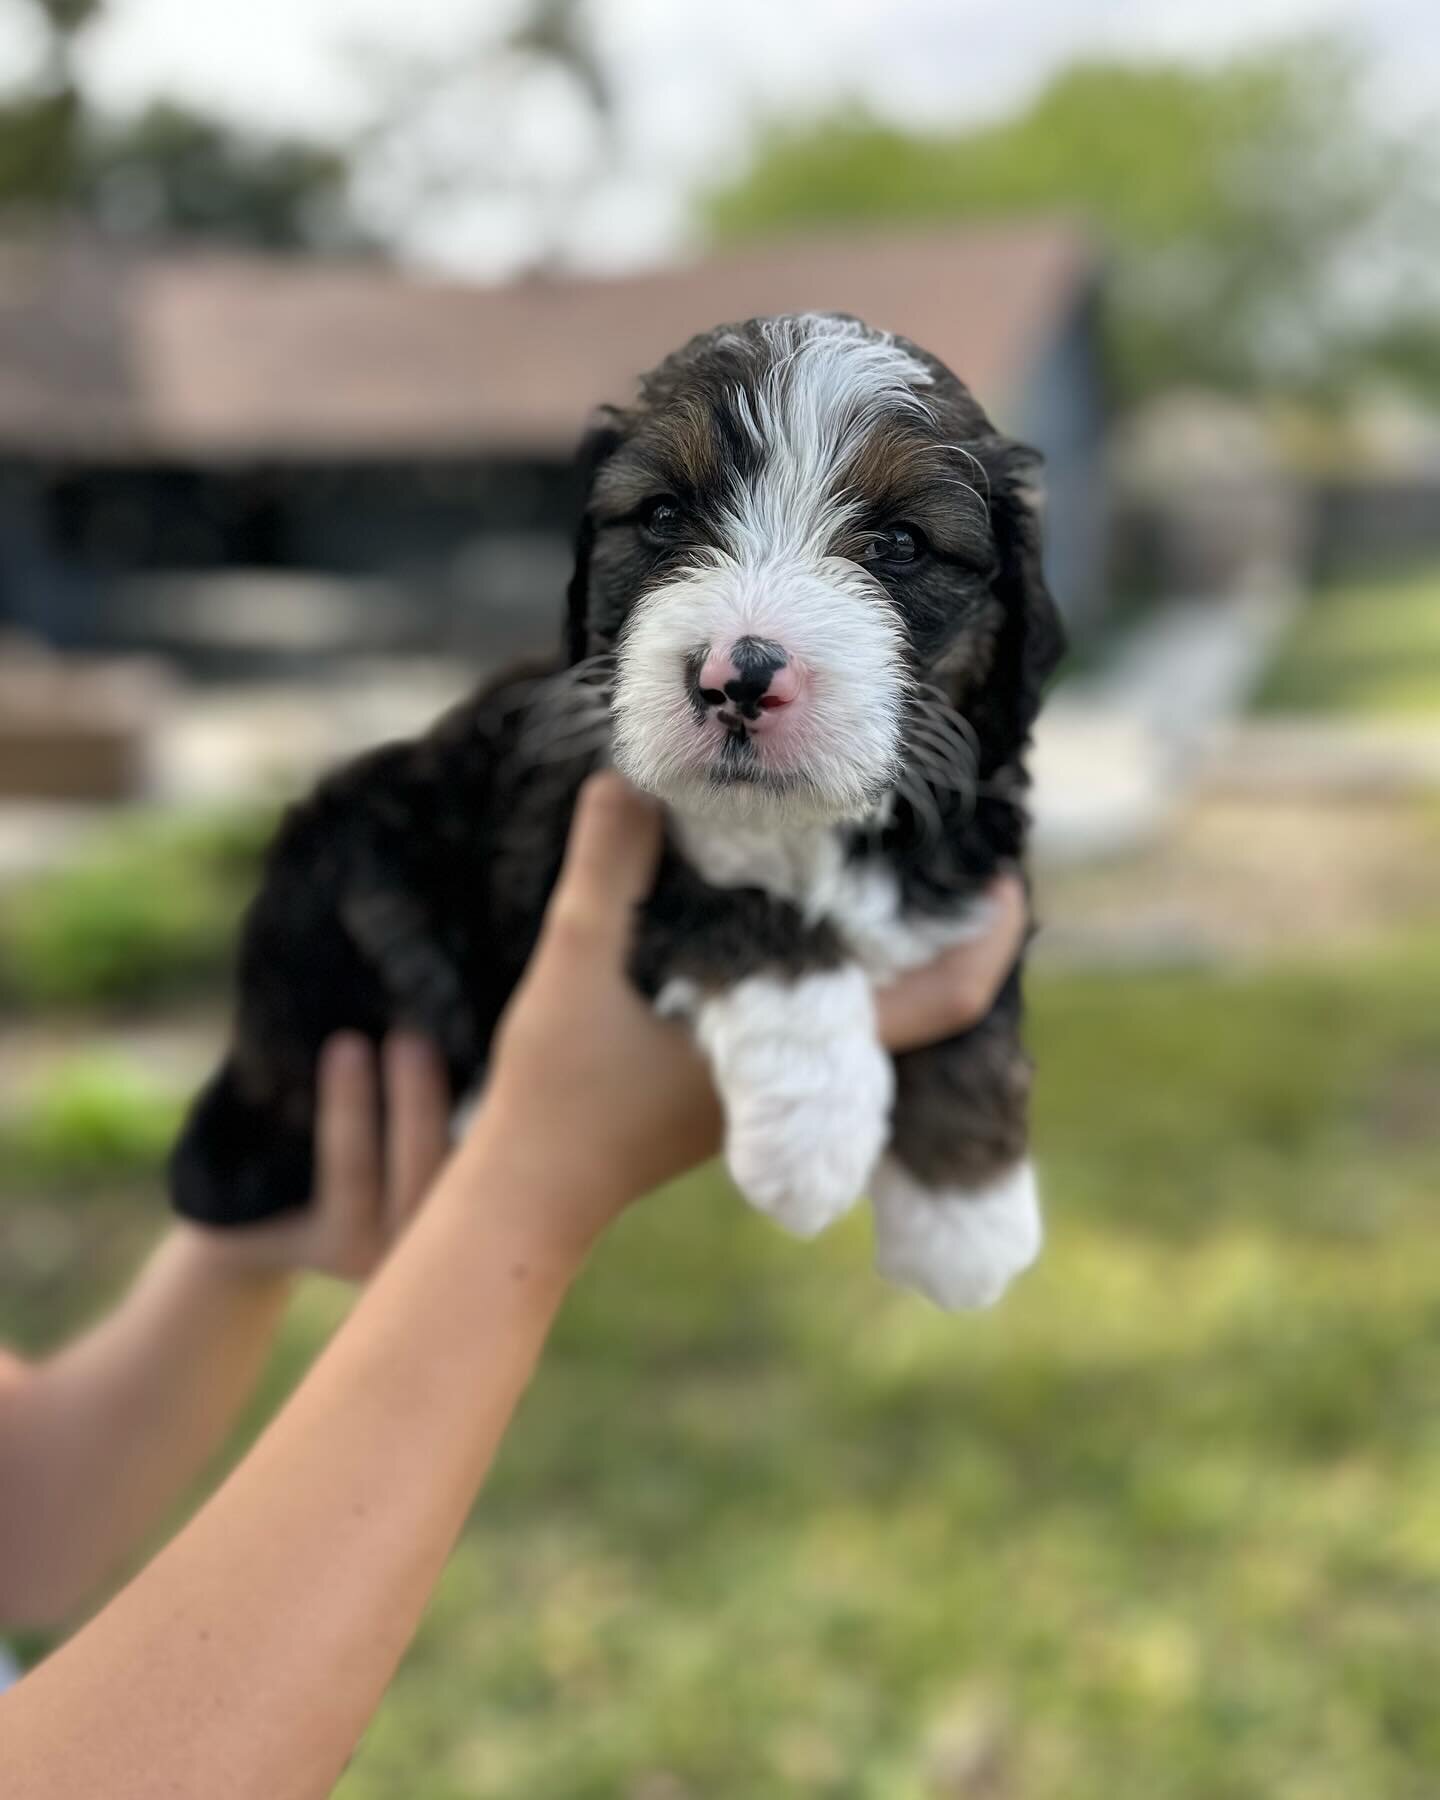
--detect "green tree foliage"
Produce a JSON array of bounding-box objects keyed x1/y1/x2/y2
[
  {"x1": 28, "y1": 0, "x2": 103, "y2": 84},
  {"x1": 31, "y1": 0, "x2": 103, "y2": 37},
  {"x1": 0, "y1": 0, "x2": 362, "y2": 250},
  {"x1": 0, "y1": 0, "x2": 100, "y2": 209},
  {"x1": 705, "y1": 44, "x2": 1438, "y2": 401},
  {"x1": 80, "y1": 103, "x2": 362, "y2": 252},
  {"x1": 0, "y1": 90, "x2": 82, "y2": 209}
]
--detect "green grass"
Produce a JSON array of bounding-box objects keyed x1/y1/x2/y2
[
  {"x1": 1257, "y1": 564, "x2": 1440, "y2": 718},
  {"x1": 3, "y1": 935, "x2": 1439, "y2": 1797},
  {"x1": 0, "y1": 806, "x2": 271, "y2": 1012}
]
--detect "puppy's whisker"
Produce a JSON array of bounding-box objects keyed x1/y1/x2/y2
[
  {"x1": 524, "y1": 704, "x2": 613, "y2": 748},
  {"x1": 903, "y1": 727, "x2": 977, "y2": 787},
  {"x1": 906, "y1": 715, "x2": 977, "y2": 761},
  {"x1": 520, "y1": 729, "x2": 613, "y2": 772},
  {"x1": 913, "y1": 687, "x2": 981, "y2": 751},
  {"x1": 894, "y1": 768, "x2": 944, "y2": 847}
]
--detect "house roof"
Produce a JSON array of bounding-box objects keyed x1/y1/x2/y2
[{"x1": 0, "y1": 223, "x2": 1097, "y2": 463}]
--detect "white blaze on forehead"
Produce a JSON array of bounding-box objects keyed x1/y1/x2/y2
[{"x1": 725, "y1": 314, "x2": 935, "y2": 564}]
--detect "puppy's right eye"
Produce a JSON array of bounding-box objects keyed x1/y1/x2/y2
[{"x1": 639, "y1": 496, "x2": 684, "y2": 543}]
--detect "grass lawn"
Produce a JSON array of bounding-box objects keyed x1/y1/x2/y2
[
  {"x1": 1256, "y1": 563, "x2": 1440, "y2": 718},
  {"x1": 4, "y1": 932, "x2": 1438, "y2": 1797}
]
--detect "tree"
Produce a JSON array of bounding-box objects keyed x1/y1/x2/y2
[
  {"x1": 81, "y1": 104, "x2": 364, "y2": 252},
  {"x1": 704, "y1": 42, "x2": 1440, "y2": 403},
  {"x1": 0, "y1": 91, "x2": 81, "y2": 210},
  {"x1": 30, "y1": 0, "x2": 105, "y2": 83},
  {"x1": 0, "y1": 0, "x2": 364, "y2": 251},
  {"x1": 354, "y1": 0, "x2": 615, "y2": 273},
  {"x1": 0, "y1": 0, "x2": 104, "y2": 209}
]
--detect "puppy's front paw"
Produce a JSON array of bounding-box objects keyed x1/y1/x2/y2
[
  {"x1": 871, "y1": 1157, "x2": 1042, "y2": 1310},
  {"x1": 694, "y1": 967, "x2": 893, "y2": 1239}
]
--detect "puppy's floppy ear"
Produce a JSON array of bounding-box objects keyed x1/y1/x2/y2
[
  {"x1": 564, "y1": 414, "x2": 625, "y2": 665},
  {"x1": 981, "y1": 438, "x2": 1067, "y2": 751}
]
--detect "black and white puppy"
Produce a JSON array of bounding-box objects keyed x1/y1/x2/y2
[{"x1": 172, "y1": 312, "x2": 1065, "y2": 1309}]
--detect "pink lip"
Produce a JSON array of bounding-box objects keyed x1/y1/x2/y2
[{"x1": 758, "y1": 663, "x2": 802, "y2": 708}]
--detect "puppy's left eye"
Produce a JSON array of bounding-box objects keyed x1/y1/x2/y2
[
  {"x1": 639, "y1": 496, "x2": 685, "y2": 543},
  {"x1": 861, "y1": 525, "x2": 926, "y2": 568}
]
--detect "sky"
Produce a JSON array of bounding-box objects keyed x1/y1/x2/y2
[{"x1": 2, "y1": 0, "x2": 1437, "y2": 275}]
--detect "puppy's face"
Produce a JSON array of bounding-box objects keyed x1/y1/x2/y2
[{"x1": 570, "y1": 313, "x2": 1063, "y2": 824}]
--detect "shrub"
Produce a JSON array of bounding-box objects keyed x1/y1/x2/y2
[
  {"x1": 0, "y1": 806, "x2": 272, "y2": 1011},
  {"x1": 0, "y1": 1055, "x2": 184, "y2": 1187}
]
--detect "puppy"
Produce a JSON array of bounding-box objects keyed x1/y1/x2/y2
[{"x1": 172, "y1": 313, "x2": 1065, "y2": 1309}]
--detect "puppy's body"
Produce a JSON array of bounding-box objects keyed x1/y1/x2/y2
[{"x1": 173, "y1": 313, "x2": 1064, "y2": 1310}]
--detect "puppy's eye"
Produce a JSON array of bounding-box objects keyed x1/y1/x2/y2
[
  {"x1": 639, "y1": 496, "x2": 684, "y2": 542},
  {"x1": 861, "y1": 525, "x2": 926, "y2": 568}
]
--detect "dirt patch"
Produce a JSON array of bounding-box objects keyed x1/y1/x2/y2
[{"x1": 1036, "y1": 790, "x2": 1440, "y2": 965}]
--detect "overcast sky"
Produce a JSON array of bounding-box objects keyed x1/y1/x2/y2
[{"x1": 3, "y1": 0, "x2": 1436, "y2": 275}]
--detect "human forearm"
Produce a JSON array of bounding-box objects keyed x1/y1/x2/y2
[
  {"x1": 0, "y1": 1143, "x2": 582, "y2": 1800},
  {"x1": 0, "y1": 1230, "x2": 290, "y2": 1628},
  {"x1": 0, "y1": 1032, "x2": 457, "y2": 1633},
  {"x1": 0, "y1": 776, "x2": 1027, "y2": 1795}
]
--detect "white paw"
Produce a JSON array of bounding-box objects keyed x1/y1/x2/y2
[
  {"x1": 872, "y1": 1158, "x2": 1042, "y2": 1310},
  {"x1": 694, "y1": 967, "x2": 893, "y2": 1238}
]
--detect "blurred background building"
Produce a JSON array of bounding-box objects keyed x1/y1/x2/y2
[
  {"x1": 1, "y1": 4, "x2": 1438, "y2": 1795},
  {"x1": 0, "y1": 220, "x2": 1105, "y2": 666}
]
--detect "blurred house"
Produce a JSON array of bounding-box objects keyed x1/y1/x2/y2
[
  {"x1": 1109, "y1": 389, "x2": 1440, "y2": 601},
  {"x1": 1307, "y1": 397, "x2": 1440, "y2": 584},
  {"x1": 0, "y1": 224, "x2": 1105, "y2": 669}
]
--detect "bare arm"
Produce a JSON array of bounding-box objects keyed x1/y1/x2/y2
[
  {"x1": 0, "y1": 1034, "x2": 450, "y2": 1629},
  {"x1": 0, "y1": 777, "x2": 1025, "y2": 1797}
]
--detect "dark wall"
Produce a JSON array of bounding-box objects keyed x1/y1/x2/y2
[
  {"x1": 9, "y1": 455, "x2": 583, "y2": 578},
  {"x1": 1015, "y1": 286, "x2": 1110, "y2": 637},
  {"x1": 1307, "y1": 476, "x2": 1440, "y2": 584},
  {"x1": 0, "y1": 467, "x2": 104, "y2": 648},
  {"x1": 0, "y1": 453, "x2": 586, "y2": 657},
  {"x1": 3, "y1": 315, "x2": 1116, "y2": 662}
]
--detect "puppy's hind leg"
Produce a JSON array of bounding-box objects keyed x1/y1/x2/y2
[
  {"x1": 872, "y1": 1009, "x2": 1041, "y2": 1310},
  {"x1": 171, "y1": 1058, "x2": 314, "y2": 1225},
  {"x1": 872, "y1": 1157, "x2": 1041, "y2": 1311}
]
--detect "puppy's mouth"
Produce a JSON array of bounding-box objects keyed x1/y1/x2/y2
[
  {"x1": 688, "y1": 687, "x2": 823, "y2": 798},
  {"x1": 706, "y1": 729, "x2": 795, "y2": 790}
]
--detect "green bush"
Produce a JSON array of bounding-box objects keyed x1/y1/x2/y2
[
  {"x1": 0, "y1": 806, "x2": 272, "y2": 1012},
  {"x1": 0, "y1": 1055, "x2": 184, "y2": 1187}
]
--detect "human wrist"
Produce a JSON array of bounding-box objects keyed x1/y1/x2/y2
[
  {"x1": 445, "y1": 1108, "x2": 633, "y2": 1279},
  {"x1": 169, "y1": 1221, "x2": 297, "y2": 1296}
]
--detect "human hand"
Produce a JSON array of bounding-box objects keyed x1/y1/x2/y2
[
  {"x1": 461, "y1": 773, "x2": 1029, "y2": 1268},
  {"x1": 187, "y1": 1033, "x2": 452, "y2": 1281}
]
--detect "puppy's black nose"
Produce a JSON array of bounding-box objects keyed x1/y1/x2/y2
[{"x1": 696, "y1": 637, "x2": 794, "y2": 712}]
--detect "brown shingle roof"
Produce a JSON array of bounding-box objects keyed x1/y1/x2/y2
[
  {"x1": 0, "y1": 223, "x2": 1096, "y2": 462},
  {"x1": 0, "y1": 235, "x2": 139, "y2": 453}
]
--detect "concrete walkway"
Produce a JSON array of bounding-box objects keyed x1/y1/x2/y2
[
  {"x1": 1030, "y1": 588, "x2": 1299, "y2": 864},
  {"x1": 0, "y1": 657, "x2": 479, "y2": 885}
]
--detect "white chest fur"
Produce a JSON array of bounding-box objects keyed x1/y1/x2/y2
[{"x1": 670, "y1": 814, "x2": 992, "y2": 981}]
